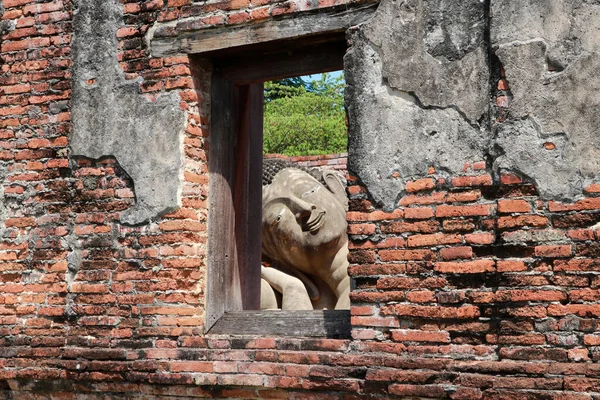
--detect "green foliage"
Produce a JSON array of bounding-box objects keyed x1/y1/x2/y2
[{"x1": 263, "y1": 73, "x2": 347, "y2": 156}]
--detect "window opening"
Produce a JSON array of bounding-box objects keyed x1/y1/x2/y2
[
  {"x1": 263, "y1": 72, "x2": 347, "y2": 157},
  {"x1": 202, "y1": 40, "x2": 351, "y2": 337},
  {"x1": 260, "y1": 71, "x2": 350, "y2": 312}
]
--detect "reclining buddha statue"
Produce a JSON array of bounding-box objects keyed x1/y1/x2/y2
[{"x1": 260, "y1": 159, "x2": 350, "y2": 310}]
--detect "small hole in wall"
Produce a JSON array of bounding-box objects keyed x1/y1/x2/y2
[{"x1": 546, "y1": 57, "x2": 565, "y2": 72}]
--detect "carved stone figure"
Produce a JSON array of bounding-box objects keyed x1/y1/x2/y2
[{"x1": 260, "y1": 159, "x2": 350, "y2": 310}]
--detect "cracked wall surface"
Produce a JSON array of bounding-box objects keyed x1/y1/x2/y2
[
  {"x1": 492, "y1": 0, "x2": 600, "y2": 201},
  {"x1": 346, "y1": 0, "x2": 490, "y2": 210},
  {"x1": 348, "y1": 0, "x2": 600, "y2": 206},
  {"x1": 71, "y1": 0, "x2": 186, "y2": 225}
]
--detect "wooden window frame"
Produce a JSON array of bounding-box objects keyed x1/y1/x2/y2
[
  {"x1": 204, "y1": 41, "x2": 352, "y2": 337},
  {"x1": 164, "y1": 5, "x2": 379, "y2": 337}
]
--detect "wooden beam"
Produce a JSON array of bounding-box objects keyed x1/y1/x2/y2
[
  {"x1": 205, "y1": 71, "x2": 238, "y2": 332},
  {"x1": 150, "y1": 4, "x2": 378, "y2": 57},
  {"x1": 234, "y1": 83, "x2": 264, "y2": 310},
  {"x1": 208, "y1": 310, "x2": 351, "y2": 338},
  {"x1": 217, "y1": 41, "x2": 346, "y2": 85}
]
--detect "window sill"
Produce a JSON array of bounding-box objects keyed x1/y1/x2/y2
[{"x1": 207, "y1": 310, "x2": 351, "y2": 338}]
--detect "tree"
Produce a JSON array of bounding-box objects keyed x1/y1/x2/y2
[{"x1": 263, "y1": 73, "x2": 347, "y2": 156}]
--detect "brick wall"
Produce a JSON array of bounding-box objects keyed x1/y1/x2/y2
[
  {"x1": 1, "y1": 0, "x2": 600, "y2": 399},
  {"x1": 264, "y1": 153, "x2": 347, "y2": 172}
]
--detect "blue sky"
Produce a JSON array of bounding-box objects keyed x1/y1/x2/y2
[{"x1": 305, "y1": 70, "x2": 344, "y2": 82}]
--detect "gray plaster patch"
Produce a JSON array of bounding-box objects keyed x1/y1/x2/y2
[
  {"x1": 71, "y1": 0, "x2": 186, "y2": 225},
  {"x1": 345, "y1": 0, "x2": 490, "y2": 209},
  {"x1": 345, "y1": 30, "x2": 489, "y2": 210},
  {"x1": 424, "y1": 0, "x2": 486, "y2": 61},
  {"x1": 0, "y1": 3, "x2": 15, "y2": 36},
  {"x1": 492, "y1": 0, "x2": 600, "y2": 201},
  {"x1": 361, "y1": 0, "x2": 489, "y2": 122}
]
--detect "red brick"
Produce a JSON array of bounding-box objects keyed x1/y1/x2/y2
[
  {"x1": 406, "y1": 178, "x2": 435, "y2": 193},
  {"x1": 446, "y1": 190, "x2": 481, "y2": 203},
  {"x1": 434, "y1": 260, "x2": 495, "y2": 274},
  {"x1": 377, "y1": 277, "x2": 446, "y2": 290},
  {"x1": 440, "y1": 246, "x2": 473, "y2": 260},
  {"x1": 347, "y1": 223, "x2": 376, "y2": 235},
  {"x1": 350, "y1": 306, "x2": 376, "y2": 316},
  {"x1": 567, "y1": 229, "x2": 595, "y2": 241},
  {"x1": 568, "y1": 348, "x2": 590, "y2": 362},
  {"x1": 497, "y1": 260, "x2": 527, "y2": 272},
  {"x1": 381, "y1": 220, "x2": 439, "y2": 233},
  {"x1": 535, "y1": 245, "x2": 572, "y2": 258},
  {"x1": 4, "y1": 217, "x2": 36, "y2": 228},
  {"x1": 549, "y1": 198, "x2": 600, "y2": 212},
  {"x1": 404, "y1": 207, "x2": 434, "y2": 219},
  {"x1": 399, "y1": 191, "x2": 447, "y2": 206},
  {"x1": 347, "y1": 209, "x2": 403, "y2": 221},
  {"x1": 382, "y1": 304, "x2": 480, "y2": 319},
  {"x1": 497, "y1": 215, "x2": 549, "y2": 229},
  {"x1": 406, "y1": 290, "x2": 435, "y2": 303},
  {"x1": 378, "y1": 249, "x2": 433, "y2": 261},
  {"x1": 351, "y1": 316, "x2": 400, "y2": 328},
  {"x1": 554, "y1": 259, "x2": 600, "y2": 272},
  {"x1": 391, "y1": 329, "x2": 450, "y2": 343},
  {"x1": 464, "y1": 233, "x2": 494, "y2": 245},
  {"x1": 443, "y1": 219, "x2": 475, "y2": 232},
  {"x1": 585, "y1": 183, "x2": 600, "y2": 193},
  {"x1": 495, "y1": 289, "x2": 566, "y2": 302},
  {"x1": 451, "y1": 175, "x2": 492, "y2": 187},
  {"x1": 498, "y1": 199, "x2": 531, "y2": 213},
  {"x1": 584, "y1": 335, "x2": 600, "y2": 346},
  {"x1": 548, "y1": 304, "x2": 600, "y2": 317},
  {"x1": 408, "y1": 233, "x2": 462, "y2": 247},
  {"x1": 569, "y1": 289, "x2": 600, "y2": 302},
  {"x1": 436, "y1": 204, "x2": 493, "y2": 217}
]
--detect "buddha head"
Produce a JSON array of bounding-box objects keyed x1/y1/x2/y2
[{"x1": 261, "y1": 160, "x2": 348, "y2": 275}]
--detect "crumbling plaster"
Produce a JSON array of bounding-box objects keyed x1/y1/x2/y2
[
  {"x1": 68, "y1": 0, "x2": 600, "y2": 219},
  {"x1": 71, "y1": 0, "x2": 186, "y2": 225},
  {"x1": 0, "y1": 3, "x2": 15, "y2": 36},
  {"x1": 492, "y1": 0, "x2": 600, "y2": 201},
  {"x1": 346, "y1": 0, "x2": 490, "y2": 210},
  {"x1": 347, "y1": 0, "x2": 600, "y2": 208}
]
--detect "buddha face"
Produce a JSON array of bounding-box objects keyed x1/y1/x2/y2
[{"x1": 262, "y1": 169, "x2": 347, "y2": 270}]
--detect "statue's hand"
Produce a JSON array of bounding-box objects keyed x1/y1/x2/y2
[{"x1": 260, "y1": 265, "x2": 313, "y2": 310}]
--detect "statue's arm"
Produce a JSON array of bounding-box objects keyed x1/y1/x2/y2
[{"x1": 261, "y1": 265, "x2": 313, "y2": 310}]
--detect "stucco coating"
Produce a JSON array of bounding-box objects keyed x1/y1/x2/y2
[
  {"x1": 361, "y1": 0, "x2": 489, "y2": 122},
  {"x1": 71, "y1": 0, "x2": 186, "y2": 225},
  {"x1": 492, "y1": 0, "x2": 600, "y2": 201},
  {"x1": 348, "y1": 0, "x2": 600, "y2": 206},
  {"x1": 345, "y1": 0, "x2": 490, "y2": 210}
]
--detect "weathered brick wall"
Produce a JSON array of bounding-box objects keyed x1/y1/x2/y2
[
  {"x1": 264, "y1": 153, "x2": 347, "y2": 172},
  {"x1": 1, "y1": 0, "x2": 599, "y2": 399},
  {"x1": 347, "y1": 169, "x2": 600, "y2": 398}
]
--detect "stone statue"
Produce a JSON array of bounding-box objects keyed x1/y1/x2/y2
[{"x1": 260, "y1": 159, "x2": 350, "y2": 310}]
